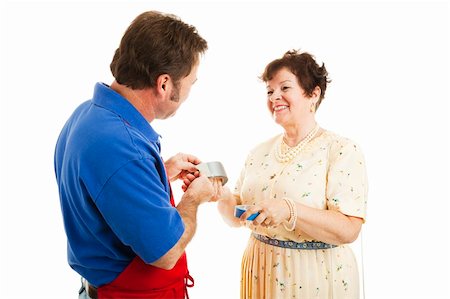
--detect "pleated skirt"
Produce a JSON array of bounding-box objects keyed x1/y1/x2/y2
[{"x1": 241, "y1": 236, "x2": 360, "y2": 299}]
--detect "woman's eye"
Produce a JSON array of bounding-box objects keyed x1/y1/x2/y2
[
  {"x1": 267, "y1": 91, "x2": 273, "y2": 96},
  {"x1": 282, "y1": 86, "x2": 290, "y2": 91}
]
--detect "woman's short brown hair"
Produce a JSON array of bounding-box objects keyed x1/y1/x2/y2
[
  {"x1": 261, "y1": 50, "x2": 331, "y2": 110},
  {"x1": 110, "y1": 11, "x2": 208, "y2": 89}
]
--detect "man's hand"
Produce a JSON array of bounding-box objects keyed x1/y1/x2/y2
[
  {"x1": 183, "y1": 174, "x2": 216, "y2": 204},
  {"x1": 181, "y1": 172, "x2": 224, "y2": 202},
  {"x1": 164, "y1": 153, "x2": 201, "y2": 182},
  {"x1": 181, "y1": 171, "x2": 199, "y2": 192}
]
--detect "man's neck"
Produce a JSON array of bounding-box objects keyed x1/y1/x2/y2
[{"x1": 110, "y1": 81, "x2": 157, "y2": 122}]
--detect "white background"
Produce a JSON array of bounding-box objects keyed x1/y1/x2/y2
[{"x1": 1, "y1": 1, "x2": 449, "y2": 298}]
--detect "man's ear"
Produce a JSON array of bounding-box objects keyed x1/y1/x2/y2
[{"x1": 156, "y1": 74, "x2": 171, "y2": 95}]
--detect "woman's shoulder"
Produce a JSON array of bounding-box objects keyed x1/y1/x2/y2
[
  {"x1": 321, "y1": 129, "x2": 365, "y2": 158},
  {"x1": 320, "y1": 129, "x2": 358, "y2": 146},
  {"x1": 243, "y1": 134, "x2": 282, "y2": 162},
  {"x1": 249, "y1": 134, "x2": 281, "y2": 154}
]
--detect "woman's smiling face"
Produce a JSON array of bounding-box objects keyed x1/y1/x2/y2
[{"x1": 266, "y1": 67, "x2": 312, "y2": 128}]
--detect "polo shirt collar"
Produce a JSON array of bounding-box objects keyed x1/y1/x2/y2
[{"x1": 91, "y1": 82, "x2": 161, "y2": 144}]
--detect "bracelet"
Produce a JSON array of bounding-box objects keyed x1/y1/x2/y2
[{"x1": 282, "y1": 197, "x2": 297, "y2": 231}]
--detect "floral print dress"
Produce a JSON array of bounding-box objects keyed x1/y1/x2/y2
[{"x1": 233, "y1": 130, "x2": 368, "y2": 299}]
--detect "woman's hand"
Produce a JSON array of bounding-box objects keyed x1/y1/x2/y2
[
  {"x1": 240, "y1": 199, "x2": 291, "y2": 228},
  {"x1": 209, "y1": 178, "x2": 224, "y2": 202},
  {"x1": 217, "y1": 187, "x2": 242, "y2": 227}
]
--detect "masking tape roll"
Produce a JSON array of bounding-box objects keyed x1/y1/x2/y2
[{"x1": 196, "y1": 161, "x2": 228, "y2": 185}]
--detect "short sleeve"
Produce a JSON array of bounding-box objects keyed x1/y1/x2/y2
[
  {"x1": 326, "y1": 138, "x2": 368, "y2": 221},
  {"x1": 95, "y1": 157, "x2": 184, "y2": 263},
  {"x1": 232, "y1": 153, "x2": 253, "y2": 205}
]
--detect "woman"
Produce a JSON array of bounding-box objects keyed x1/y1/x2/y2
[{"x1": 218, "y1": 50, "x2": 368, "y2": 298}]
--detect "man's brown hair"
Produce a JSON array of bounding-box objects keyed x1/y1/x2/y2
[{"x1": 110, "y1": 11, "x2": 208, "y2": 89}]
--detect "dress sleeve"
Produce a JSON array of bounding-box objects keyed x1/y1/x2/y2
[
  {"x1": 326, "y1": 138, "x2": 368, "y2": 221},
  {"x1": 232, "y1": 153, "x2": 253, "y2": 205}
]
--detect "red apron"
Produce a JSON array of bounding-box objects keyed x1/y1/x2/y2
[{"x1": 97, "y1": 184, "x2": 194, "y2": 299}]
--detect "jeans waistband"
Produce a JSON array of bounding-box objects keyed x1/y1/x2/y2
[{"x1": 252, "y1": 233, "x2": 337, "y2": 250}]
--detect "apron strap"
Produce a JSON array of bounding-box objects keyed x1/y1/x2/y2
[{"x1": 184, "y1": 272, "x2": 195, "y2": 299}]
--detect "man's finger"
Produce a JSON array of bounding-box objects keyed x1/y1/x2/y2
[
  {"x1": 183, "y1": 153, "x2": 201, "y2": 165},
  {"x1": 179, "y1": 161, "x2": 198, "y2": 173}
]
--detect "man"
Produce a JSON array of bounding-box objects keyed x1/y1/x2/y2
[{"x1": 54, "y1": 11, "x2": 217, "y2": 298}]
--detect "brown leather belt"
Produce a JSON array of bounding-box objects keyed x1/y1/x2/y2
[{"x1": 85, "y1": 280, "x2": 98, "y2": 299}]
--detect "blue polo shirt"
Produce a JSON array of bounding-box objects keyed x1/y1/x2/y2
[{"x1": 54, "y1": 83, "x2": 184, "y2": 287}]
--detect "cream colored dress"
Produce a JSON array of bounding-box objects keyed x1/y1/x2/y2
[{"x1": 233, "y1": 130, "x2": 368, "y2": 299}]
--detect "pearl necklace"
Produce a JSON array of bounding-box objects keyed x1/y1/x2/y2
[{"x1": 275, "y1": 125, "x2": 320, "y2": 163}]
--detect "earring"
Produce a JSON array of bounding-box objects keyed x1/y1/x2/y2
[{"x1": 310, "y1": 102, "x2": 316, "y2": 113}]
